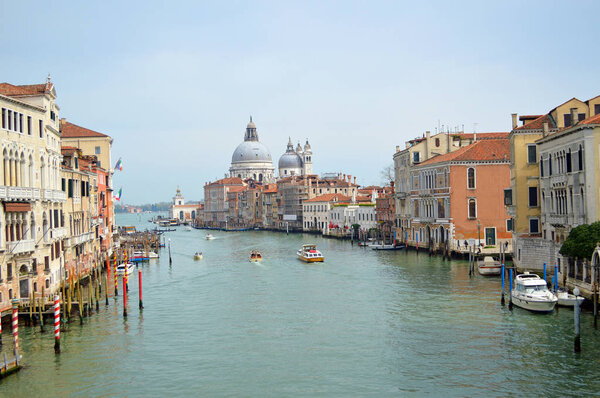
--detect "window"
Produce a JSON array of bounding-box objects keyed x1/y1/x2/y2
[
  {"x1": 564, "y1": 113, "x2": 572, "y2": 127},
  {"x1": 95, "y1": 146, "x2": 101, "y2": 154},
  {"x1": 68, "y1": 179, "x2": 73, "y2": 198},
  {"x1": 435, "y1": 138, "x2": 440, "y2": 147},
  {"x1": 578, "y1": 113, "x2": 585, "y2": 122},
  {"x1": 529, "y1": 218, "x2": 540, "y2": 234},
  {"x1": 1, "y1": 108, "x2": 5, "y2": 129},
  {"x1": 540, "y1": 155, "x2": 544, "y2": 176},
  {"x1": 549, "y1": 154, "x2": 552, "y2": 175},
  {"x1": 504, "y1": 189, "x2": 512, "y2": 206},
  {"x1": 468, "y1": 199, "x2": 476, "y2": 219},
  {"x1": 528, "y1": 186, "x2": 538, "y2": 207},
  {"x1": 19, "y1": 113, "x2": 23, "y2": 133},
  {"x1": 61, "y1": 178, "x2": 66, "y2": 191},
  {"x1": 506, "y1": 218, "x2": 514, "y2": 232},
  {"x1": 8, "y1": 110, "x2": 12, "y2": 130},
  {"x1": 467, "y1": 168, "x2": 475, "y2": 189},
  {"x1": 595, "y1": 104, "x2": 600, "y2": 116},
  {"x1": 39, "y1": 119, "x2": 43, "y2": 138},
  {"x1": 413, "y1": 152, "x2": 420, "y2": 163},
  {"x1": 566, "y1": 150, "x2": 572, "y2": 172},
  {"x1": 527, "y1": 145, "x2": 537, "y2": 163},
  {"x1": 578, "y1": 145, "x2": 583, "y2": 170},
  {"x1": 27, "y1": 116, "x2": 32, "y2": 135}
]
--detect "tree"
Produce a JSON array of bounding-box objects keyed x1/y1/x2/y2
[
  {"x1": 380, "y1": 164, "x2": 394, "y2": 185},
  {"x1": 559, "y1": 222, "x2": 600, "y2": 260}
]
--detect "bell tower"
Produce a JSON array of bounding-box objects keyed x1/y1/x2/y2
[{"x1": 303, "y1": 139, "x2": 312, "y2": 175}]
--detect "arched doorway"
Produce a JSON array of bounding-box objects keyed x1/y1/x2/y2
[
  {"x1": 426, "y1": 226, "x2": 431, "y2": 248},
  {"x1": 439, "y1": 226, "x2": 445, "y2": 243},
  {"x1": 19, "y1": 264, "x2": 29, "y2": 298}
]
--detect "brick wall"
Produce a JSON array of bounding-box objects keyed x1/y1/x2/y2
[{"x1": 514, "y1": 235, "x2": 556, "y2": 271}]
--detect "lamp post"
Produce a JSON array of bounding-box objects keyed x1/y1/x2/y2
[{"x1": 476, "y1": 220, "x2": 481, "y2": 248}]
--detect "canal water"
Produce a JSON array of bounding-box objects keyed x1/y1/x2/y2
[{"x1": 1, "y1": 212, "x2": 600, "y2": 396}]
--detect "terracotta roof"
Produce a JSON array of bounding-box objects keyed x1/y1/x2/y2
[
  {"x1": 579, "y1": 113, "x2": 600, "y2": 125},
  {"x1": 538, "y1": 112, "x2": 600, "y2": 142},
  {"x1": 227, "y1": 186, "x2": 247, "y2": 193},
  {"x1": 514, "y1": 114, "x2": 556, "y2": 131},
  {"x1": 418, "y1": 138, "x2": 510, "y2": 165},
  {"x1": 304, "y1": 193, "x2": 351, "y2": 203},
  {"x1": 0, "y1": 82, "x2": 53, "y2": 96},
  {"x1": 206, "y1": 177, "x2": 244, "y2": 187},
  {"x1": 454, "y1": 132, "x2": 510, "y2": 139},
  {"x1": 61, "y1": 121, "x2": 109, "y2": 138}
]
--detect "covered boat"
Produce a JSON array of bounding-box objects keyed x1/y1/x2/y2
[{"x1": 249, "y1": 251, "x2": 263, "y2": 262}]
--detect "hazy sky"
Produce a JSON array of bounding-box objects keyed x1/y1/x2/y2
[{"x1": 1, "y1": 1, "x2": 599, "y2": 204}]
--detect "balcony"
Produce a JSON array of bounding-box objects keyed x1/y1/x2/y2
[
  {"x1": 550, "y1": 175, "x2": 567, "y2": 187},
  {"x1": 419, "y1": 189, "x2": 433, "y2": 197},
  {"x1": 0, "y1": 186, "x2": 41, "y2": 201},
  {"x1": 6, "y1": 239, "x2": 35, "y2": 254},
  {"x1": 52, "y1": 227, "x2": 68, "y2": 239},
  {"x1": 547, "y1": 213, "x2": 568, "y2": 226},
  {"x1": 73, "y1": 196, "x2": 81, "y2": 205},
  {"x1": 42, "y1": 189, "x2": 67, "y2": 202},
  {"x1": 67, "y1": 231, "x2": 94, "y2": 246}
]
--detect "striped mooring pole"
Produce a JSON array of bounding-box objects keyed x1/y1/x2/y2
[
  {"x1": 124, "y1": 250, "x2": 129, "y2": 292},
  {"x1": 138, "y1": 268, "x2": 143, "y2": 310},
  {"x1": 54, "y1": 295, "x2": 60, "y2": 354},
  {"x1": 107, "y1": 254, "x2": 110, "y2": 277},
  {"x1": 11, "y1": 298, "x2": 19, "y2": 360},
  {"x1": 123, "y1": 272, "x2": 128, "y2": 318},
  {"x1": 114, "y1": 253, "x2": 118, "y2": 296}
]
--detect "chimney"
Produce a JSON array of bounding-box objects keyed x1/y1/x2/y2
[
  {"x1": 343, "y1": 174, "x2": 346, "y2": 181},
  {"x1": 473, "y1": 132, "x2": 477, "y2": 142},
  {"x1": 425, "y1": 131, "x2": 430, "y2": 159},
  {"x1": 543, "y1": 122, "x2": 549, "y2": 137},
  {"x1": 347, "y1": 175, "x2": 351, "y2": 183},
  {"x1": 511, "y1": 113, "x2": 518, "y2": 130},
  {"x1": 60, "y1": 117, "x2": 66, "y2": 125},
  {"x1": 570, "y1": 108, "x2": 578, "y2": 126},
  {"x1": 353, "y1": 176, "x2": 356, "y2": 184},
  {"x1": 396, "y1": 145, "x2": 400, "y2": 152}
]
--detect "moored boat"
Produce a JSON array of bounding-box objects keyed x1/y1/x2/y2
[
  {"x1": 116, "y1": 262, "x2": 135, "y2": 275},
  {"x1": 185, "y1": 226, "x2": 192, "y2": 231},
  {"x1": 206, "y1": 234, "x2": 216, "y2": 240},
  {"x1": 131, "y1": 251, "x2": 150, "y2": 262},
  {"x1": 148, "y1": 251, "x2": 159, "y2": 259},
  {"x1": 297, "y1": 244, "x2": 324, "y2": 262},
  {"x1": 511, "y1": 272, "x2": 558, "y2": 313},
  {"x1": 477, "y1": 256, "x2": 501, "y2": 276},
  {"x1": 556, "y1": 289, "x2": 585, "y2": 307},
  {"x1": 371, "y1": 244, "x2": 405, "y2": 251},
  {"x1": 194, "y1": 252, "x2": 203, "y2": 260},
  {"x1": 249, "y1": 251, "x2": 263, "y2": 262}
]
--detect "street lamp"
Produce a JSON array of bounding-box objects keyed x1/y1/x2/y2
[{"x1": 476, "y1": 220, "x2": 481, "y2": 248}]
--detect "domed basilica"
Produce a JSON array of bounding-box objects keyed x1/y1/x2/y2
[
  {"x1": 229, "y1": 118, "x2": 275, "y2": 183},
  {"x1": 229, "y1": 118, "x2": 313, "y2": 182}
]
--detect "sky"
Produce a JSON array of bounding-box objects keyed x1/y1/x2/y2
[{"x1": 1, "y1": 1, "x2": 599, "y2": 204}]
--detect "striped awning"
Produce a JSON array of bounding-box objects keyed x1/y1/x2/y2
[{"x1": 4, "y1": 202, "x2": 32, "y2": 212}]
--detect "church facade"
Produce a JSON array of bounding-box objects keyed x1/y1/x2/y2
[
  {"x1": 278, "y1": 138, "x2": 312, "y2": 178},
  {"x1": 229, "y1": 118, "x2": 275, "y2": 183}
]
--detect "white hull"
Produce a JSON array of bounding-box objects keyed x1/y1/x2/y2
[
  {"x1": 557, "y1": 292, "x2": 585, "y2": 307},
  {"x1": 511, "y1": 293, "x2": 557, "y2": 313},
  {"x1": 148, "y1": 251, "x2": 159, "y2": 259},
  {"x1": 478, "y1": 265, "x2": 501, "y2": 276},
  {"x1": 116, "y1": 263, "x2": 135, "y2": 275}
]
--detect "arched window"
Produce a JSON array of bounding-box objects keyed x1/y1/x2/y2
[
  {"x1": 468, "y1": 199, "x2": 476, "y2": 219},
  {"x1": 467, "y1": 168, "x2": 475, "y2": 189},
  {"x1": 578, "y1": 145, "x2": 583, "y2": 170},
  {"x1": 259, "y1": 173, "x2": 263, "y2": 182},
  {"x1": 435, "y1": 138, "x2": 440, "y2": 147},
  {"x1": 549, "y1": 154, "x2": 552, "y2": 175}
]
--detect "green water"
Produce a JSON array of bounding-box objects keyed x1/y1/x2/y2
[{"x1": 1, "y1": 212, "x2": 599, "y2": 397}]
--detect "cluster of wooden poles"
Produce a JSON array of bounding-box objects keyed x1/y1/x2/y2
[{"x1": 0, "y1": 245, "x2": 147, "y2": 379}]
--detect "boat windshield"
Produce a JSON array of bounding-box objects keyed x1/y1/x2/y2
[{"x1": 525, "y1": 285, "x2": 548, "y2": 293}]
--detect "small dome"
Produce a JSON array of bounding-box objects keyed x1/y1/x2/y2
[
  {"x1": 278, "y1": 152, "x2": 303, "y2": 169},
  {"x1": 304, "y1": 139, "x2": 311, "y2": 151},
  {"x1": 231, "y1": 141, "x2": 272, "y2": 163}
]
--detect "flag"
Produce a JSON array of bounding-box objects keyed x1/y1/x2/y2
[
  {"x1": 114, "y1": 158, "x2": 123, "y2": 171},
  {"x1": 113, "y1": 187, "x2": 122, "y2": 201}
]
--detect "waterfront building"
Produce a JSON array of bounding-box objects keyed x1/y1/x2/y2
[
  {"x1": 376, "y1": 185, "x2": 395, "y2": 244},
  {"x1": 536, "y1": 111, "x2": 600, "y2": 297},
  {"x1": 409, "y1": 135, "x2": 511, "y2": 253},
  {"x1": 277, "y1": 137, "x2": 313, "y2": 178},
  {"x1": 393, "y1": 131, "x2": 479, "y2": 247},
  {"x1": 0, "y1": 80, "x2": 66, "y2": 313},
  {"x1": 260, "y1": 184, "x2": 278, "y2": 228},
  {"x1": 89, "y1": 157, "x2": 112, "y2": 253},
  {"x1": 170, "y1": 187, "x2": 200, "y2": 222},
  {"x1": 229, "y1": 118, "x2": 275, "y2": 183},
  {"x1": 61, "y1": 147, "x2": 99, "y2": 283},
  {"x1": 203, "y1": 177, "x2": 245, "y2": 228},
  {"x1": 302, "y1": 193, "x2": 350, "y2": 232},
  {"x1": 328, "y1": 195, "x2": 377, "y2": 238},
  {"x1": 507, "y1": 95, "x2": 600, "y2": 271}
]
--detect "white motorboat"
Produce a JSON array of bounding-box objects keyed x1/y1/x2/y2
[
  {"x1": 370, "y1": 244, "x2": 405, "y2": 251},
  {"x1": 477, "y1": 256, "x2": 501, "y2": 276},
  {"x1": 297, "y1": 244, "x2": 324, "y2": 263},
  {"x1": 206, "y1": 234, "x2": 216, "y2": 240},
  {"x1": 556, "y1": 289, "x2": 585, "y2": 307},
  {"x1": 511, "y1": 272, "x2": 558, "y2": 313},
  {"x1": 148, "y1": 251, "x2": 159, "y2": 259},
  {"x1": 116, "y1": 262, "x2": 135, "y2": 276}
]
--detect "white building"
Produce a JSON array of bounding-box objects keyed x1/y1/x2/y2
[
  {"x1": 229, "y1": 118, "x2": 275, "y2": 183},
  {"x1": 170, "y1": 187, "x2": 200, "y2": 222},
  {"x1": 302, "y1": 193, "x2": 349, "y2": 232}
]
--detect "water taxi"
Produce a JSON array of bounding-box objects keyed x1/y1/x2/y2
[
  {"x1": 116, "y1": 262, "x2": 135, "y2": 275},
  {"x1": 194, "y1": 252, "x2": 203, "y2": 260},
  {"x1": 206, "y1": 234, "x2": 216, "y2": 240},
  {"x1": 249, "y1": 251, "x2": 263, "y2": 262},
  {"x1": 511, "y1": 272, "x2": 558, "y2": 313},
  {"x1": 477, "y1": 256, "x2": 501, "y2": 276},
  {"x1": 131, "y1": 251, "x2": 149, "y2": 262},
  {"x1": 297, "y1": 244, "x2": 324, "y2": 263}
]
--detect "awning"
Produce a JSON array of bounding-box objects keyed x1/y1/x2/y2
[{"x1": 4, "y1": 202, "x2": 32, "y2": 212}]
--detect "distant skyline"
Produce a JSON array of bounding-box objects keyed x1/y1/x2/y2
[{"x1": 1, "y1": 1, "x2": 599, "y2": 204}]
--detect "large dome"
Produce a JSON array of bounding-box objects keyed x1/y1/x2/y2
[
  {"x1": 278, "y1": 152, "x2": 303, "y2": 169},
  {"x1": 231, "y1": 140, "x2": 273, "y2": 164}
]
